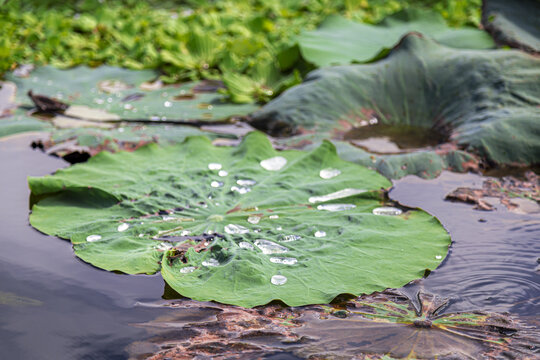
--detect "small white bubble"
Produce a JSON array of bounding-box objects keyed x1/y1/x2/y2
[
  {"x1": 260, "y1": 156, "x2": 287, "y2": 171},
  {"x1": 138, "y1": 234, "x2": 144, "y2": 238},
  {"x1": 218, "y1": 170, "x2": 228, "y2": 177},
  {"x1": 309, "y1": 188, "x2": 366, "y2": 204},
  {"x1": 202, "y1": 258, "x2": 220, "y2": 267},
  {"x1": 436, "y1": 255, "x2": 443, "y2": 260},
  {"x1": 180, "y1": 266, "x2": 196, "y2": 273},
  {"x1": 255, "y1": 239, "x2": 288, "y2": 254},
  {"x1": 180, "y1": 230, "x2": 191, "y2": 236},
  {"x1": 247, "y1": 216, "x2": 261, "y2": 224},
  {"x1": 123, "y1": 104, "x2": 133, "y2": 110},
  {"x1": 270, "y1": 257, "x2": 297, "y2": 265},
  {"x1": 236, "y1": 179, "x2": 256, "y2": 186},
  {"x1": 280, "y1": 235, "x2": 301, "y2": 242},
  {"x1": 225, "y1": 224, "x2": 249, "y2": 234},
  {"x1": 317, "y1": 204, "x2": 356, "y2": 212},
  {"x1": 208, "y1": 163, "x2": 222, "y2": 170},
  {"x1": 269, "y1": 215, "x2": 279, "y2": 219},
  {"x1": 162, "y1": 215, "x2": 176, "y2": 221},
  {"x1": 319, "y1": 168, "x2": 341, "y2": 179},
  {"x1": 211, "y1": 181, "x2": 224, "y2": 188},
  {"x1": 231, "y1": 186, "x2": 251, "y2": 194},
  {"x1": 314, "y1": 230, "x2": 326, "y2": 238},
  {"x1": 239, "y1": 241, "x2": 254, "y2": 250},
  {"x1": 372, "y1": 207, "x2": 402, "y2": 216},
  {"x1": 156, "y1": 242, "x2": 173, "y2": 251},
  {"x1": 271, "y1": 275, "x2": 287, "y2": 285},
  {"x1": 164, "y1": 101, "x2": 172, "y2": 107},
  {"x1": 117, "y1": 223, "x2": 129, "y2": 232},
  {"x1": 86, "y1": 234, "x2": 102, "y2": 242},
  {"x1": 276, "y1": 226, "x2": 283, "y2": 231}
]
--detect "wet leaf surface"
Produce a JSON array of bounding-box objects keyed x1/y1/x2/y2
[
  {"x1": 7, "y1": 66, "x2": 257, "y2": 123},
  {"x1": 298, "y1": 9, "x2": 494, "y2": 67},
  {"x1": 252, "y1": 34, "x2": 540, "y2": 173},
  {"x1": 28, "y1": 132, "x2": 450, "y2": 307},
  {"x1": 482, "y1": 0, "x2": 540, "y2": 53}
]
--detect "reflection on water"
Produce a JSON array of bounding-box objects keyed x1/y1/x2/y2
[
  {"x1": 0, "y1": 133, "x2": 170, "y2": 360},
  {"x1": 344, "y1": 124, "x2": 446, "y2": 154},
  {"x1": 390, "y1": 171, "x2": 540, "y2": 316}
]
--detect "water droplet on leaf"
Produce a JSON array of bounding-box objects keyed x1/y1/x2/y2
[
  {"x1": 180, "y1": 266, "x2": 196, "y2": 273},
  {"x1": 239, "y1": 241, "x2": 254, "y2": 250},
  {"x1": 218, "y1": 170, "x2": 228, "y2": 177},
  {"x1": 309, "y1": 188, "x2": 366, "y2": 204},
  {"x1": 117, "y1": 223, "x2": 129, "y2": 232},
  {"x1": 208, "y1": 163, "x2": 222, "y2": 170},
  {"x1": 280, "y1": 234, "x2": 301, "y2": 242},
  {"x1": 86, "y1": 234, "x2": 102, "y2": 242},
  {"x1": 211, "y1": 181, "x2": 224, "y2": 188},
  {"x1": 202, "y1": 258, "x2": 220, "y2": 267},
  {"x1": 247, "y1": 216, "x2": 260, "y2": 224},
  {"x1": 314, "y1": 230, "x2": 326, "y2": 238},
  {"x1": 254, "y1": 239, "x2": 288, "y2": 254},
  {"x1": 231, "y1": 186, "x2": 251, "y2": 194},
  {"x1": 236, "y1": 179, "x2": 256, "y2": 186},
  {"x1": 319, "y1": 168, "x2": 341, "y2": 179},
  {"x1": 260, "y1": 156, "x2": 287, "y2": 171},
  {"x1": 317, "y1": 204, "x2": 356, "y2": 212},
  {"x1": 271, "y1": 275, "x2": 287, "y2": 285},
  {"x1": 225, "y1": 224, "x2": 249, "y2": 234},
  {"x1": 270, "y1": 257, "x2": 297, "y2": 265},
  {"x1": 372, "y1": 207, "x2": 402, "y2": 216}
]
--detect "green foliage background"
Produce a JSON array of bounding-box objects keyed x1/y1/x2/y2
[{"x1": 1, "y1": 0, "x2": 482, "y2": 101}]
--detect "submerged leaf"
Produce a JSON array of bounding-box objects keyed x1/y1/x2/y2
[
  {"x1": 252, "y1": 35, "x2": 540, "y2": 168},
  {"x1": 29, "y1": 132, "x2": 449, "y2": 307},
  {"x1": 297, "y1": 9, "x2": 494, "y2": 67}
]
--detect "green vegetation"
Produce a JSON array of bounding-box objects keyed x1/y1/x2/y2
[{"x1": 1, "y1": 0, "x2": 482, "y2": 102}]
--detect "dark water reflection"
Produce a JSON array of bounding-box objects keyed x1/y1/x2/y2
[
  {"x1": 1, "y1": 133, "x2": 539, "y2": 359},
  {"x1": 0, "y1": 134, "x2": 171, "y2": 360},
  {"x1": 390, "y1": 171, "x2": 540, "y2": 316}
]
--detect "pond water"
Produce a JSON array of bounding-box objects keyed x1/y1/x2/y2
[
  {"x1": 0, "y1": 133, "x2": 538, "y2": 359},
  {"x1": 343, "y1": 124, "x2": 446, "y2": 154}
]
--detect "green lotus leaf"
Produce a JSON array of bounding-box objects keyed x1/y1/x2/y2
[
  {"x1": 7, "y1": 66, "x2": 258, "y2": 123},
  {"x1": 251, "y1": 34, "x2": 540, "y2": 167},
  {"x1": 29, "y1": 132, "x2": 450, "y2": 307},
  {"x1": 482, "y1": 0, "x2": 540, "y2": 53},
  {"x1": 297, "y1": 9, "x2": 495, "y2": 67},
  {"x1": 0, "y1": 109, "x2": 52, "y2": 139}
]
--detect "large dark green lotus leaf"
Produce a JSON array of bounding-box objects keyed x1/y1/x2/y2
[
  {"x1": 7, "y1": 66, "x2": 257, "y2": 122},
  {"x1": 252, "y1": 35, "x2": 540, "y2": 166},
  {"x1": 29, "y1": 132, "x2": 450, "y2": 307},
  {"x1": 298, "y1": 9, "x2": 495, "y2": 67},
  {"x1": 0, "y1": 110, "x2": 52, "y2": 138},
  {"x1": 482, "y1": 0, "x2": 540, "y2": 53}
]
